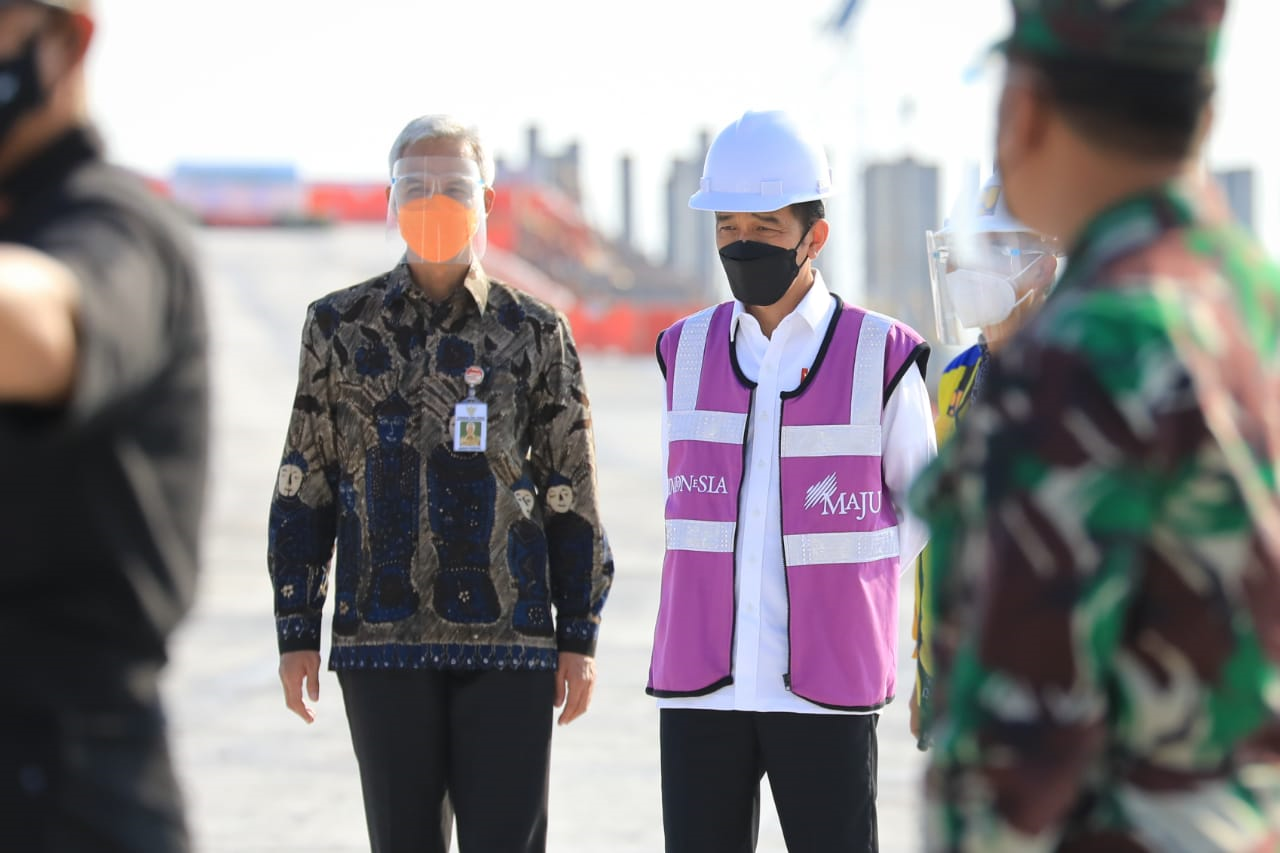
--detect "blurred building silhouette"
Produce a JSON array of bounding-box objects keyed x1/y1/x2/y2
[
  {"x1": 492, "y1": 125, "x2": 709, "y2": 312},
  {"x1": 619, "y1": 155, "x2": 635, "y2": 250},
  {"x1": 151, "y1": 126, "x2": 1022, "y2": 359},
  {"x1": 664, "y1": 130, "x2": 718, "y2": 302},
  {"x1": 863, "y1": 158, "x2": 940, "y2": 341},
  {"x1": 513, "y1": 126, "x2": 583, "y2": 203}
]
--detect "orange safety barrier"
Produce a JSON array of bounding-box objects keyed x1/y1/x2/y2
[
  {"x1": 565, "y1": 302, "x2": 708, "y2": 356},
  {"x1": 305, "y1": 183, "x2": 388, "y2": 223}
]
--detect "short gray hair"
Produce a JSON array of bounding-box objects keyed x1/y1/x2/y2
[{"x1": 388, "y1": 115, "x2": 495, "y2": 186}]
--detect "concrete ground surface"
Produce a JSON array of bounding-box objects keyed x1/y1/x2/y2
[{"x1": 160, "y1": 227, "x2": 928, "y2": 852}]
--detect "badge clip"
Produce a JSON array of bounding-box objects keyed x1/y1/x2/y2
[{"x1": 453, "y1": 365, "x2": 488, "y2": 452}]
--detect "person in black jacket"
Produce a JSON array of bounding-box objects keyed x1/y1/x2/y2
[{"x1": 0, "y1": 1, "x2": 209, "y2": 850}]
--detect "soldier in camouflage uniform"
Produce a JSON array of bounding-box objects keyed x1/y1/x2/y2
[{"x1": 911, "y1": 1, "x2": 1280, "y2": 850}]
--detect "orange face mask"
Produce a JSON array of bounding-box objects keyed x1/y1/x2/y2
[{"x1": 397, "y1": 195, "x2": 480, "y2": 264}]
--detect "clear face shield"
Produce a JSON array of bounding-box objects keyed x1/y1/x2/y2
[
  {"x1": 388, "y1": 156, "x2": 488, "y2": 265},
  {"x1": 928, "y1": 227, "x2": 1058, "y2": 345}
]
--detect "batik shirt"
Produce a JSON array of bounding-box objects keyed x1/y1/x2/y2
[
  {"x1": 911, "y1": 181, "x2": 1280, "y2": 852},
  {"x1": 268, "y1": 262, "x2": 612, "y2": 671}
]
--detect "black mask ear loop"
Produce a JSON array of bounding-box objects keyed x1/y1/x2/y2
[{"x1": 792, "y1": 222, "x2": 814, "y2": 269}]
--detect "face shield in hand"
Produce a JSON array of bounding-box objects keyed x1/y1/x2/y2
[{"x1": 388, "y1": 157, "x2": 488, "y2": 265}]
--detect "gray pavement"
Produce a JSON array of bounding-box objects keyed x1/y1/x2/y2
[{"x1": 161, "y1": 226, "x2": 927, "y2": 852}]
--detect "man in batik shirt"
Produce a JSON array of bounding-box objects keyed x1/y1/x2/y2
[{"x1": 267, "y1": 114, "x2": 613, "y2": 853}]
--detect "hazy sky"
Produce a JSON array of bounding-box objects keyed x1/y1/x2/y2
[{"x1": 85, "y1": 0, "x2": 1280, "y2": 258}]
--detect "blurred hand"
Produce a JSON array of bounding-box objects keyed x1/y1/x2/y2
[
  {"x1": 279, "y1": 650, "x2": 321, "y2": 724},
  {"x1": 554, "y1": 652, "x2": 596, "y2": 726},
  {"x1": 909, "y1": 689, "x2": 921, "y2": 740}
]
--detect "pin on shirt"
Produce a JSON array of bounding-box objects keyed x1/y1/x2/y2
[{"x1": 453, "y1": 365, "x2": 487, "y2": 452}]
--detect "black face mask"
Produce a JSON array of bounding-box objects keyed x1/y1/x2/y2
[
  {"x1": 718, "y1": 226, "x2": 811, "y2": 307},
  {"x1": 0, "y1": 37, "x2": 46, "y2": 148}
]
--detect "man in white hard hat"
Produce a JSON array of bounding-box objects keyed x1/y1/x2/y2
[
  {"x1": 909, "y1": 171, "x2": 1060, "y2": 748},
  {"x1": 647, "y1": 109, "x2": 937, "y2": 852}
]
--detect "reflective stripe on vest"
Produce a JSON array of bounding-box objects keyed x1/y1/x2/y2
[
  {"x1": 776, "y1": 309, "x2": 905, "y2": 709},
  {"x1": 669, "y1": 310, "x2": 890, "y2": 457},
  {"x1": 663, "y1": 305, "x2": 742, "y2": 554},
  {"x1": 667, "y1": 411, "x2": 749, "y2": 445},
  {"x1": 782, "y1": 526, "x2": 899, "y2": 567},
  {"x1": 780, "y1": 313, "x2": 887, "y2": 459},
  {"x1": 667, "y1": 311, "x2": 900, "y2": 575},
  {"x1": 778, "y1": 312, "x2": 899, "y2": 567},
  {"x1": 650, "y1": 303, "x2": 747, "y2": 697},
  {"x1": 671, "y1": 305, "x2": 716, "y2": 413},
  {"x1": 665, "y1": 519, "x2": 736, "y2": 553}
]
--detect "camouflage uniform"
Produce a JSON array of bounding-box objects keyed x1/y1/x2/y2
[{"x1": 912, "y1": 1, "x2": 1280, "y2": 850}]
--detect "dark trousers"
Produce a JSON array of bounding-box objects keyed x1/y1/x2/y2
[
  {"x1": 660, "y1": 709, "x2": 878, "y2": 853},
  {"x1": 0, "y1": 701, "x2": 188, "y2": 853},
  {"x1": 339, "y1": 668, "x2": 555, "y2": 853}
]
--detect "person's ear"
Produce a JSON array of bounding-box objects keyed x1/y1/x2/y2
[
  {"x1": 805, "y1": 219, "x2": 830, "y2": 259},
  {"x1": 34, "y1": 9, "x2": 92, "y2": 92},
  {"x1": 66, "y1": 12, "x2": 95, "y2": 64},
  {"x1": 45, "y1": 11, "x2": 94, "y2": 73}
]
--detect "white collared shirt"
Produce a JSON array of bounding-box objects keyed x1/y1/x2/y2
[{"x1": 658, "y1": 271, "x2": 937, "y2": 715}]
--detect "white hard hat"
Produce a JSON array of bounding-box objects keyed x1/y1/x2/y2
[
  {"x1": 938, "y1": 171, "x2": 1028, "y2": 236},
  {"x1": 688, "y1": 110, "x2": 835, "y2": 213}
]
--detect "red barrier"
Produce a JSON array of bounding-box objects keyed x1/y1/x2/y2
[
  {"x1": 305, "y1": 184, "x2": 388, "y2": 222},
  {"x1": 565, "y1": 302, "x2": 707, "y2": 355}
]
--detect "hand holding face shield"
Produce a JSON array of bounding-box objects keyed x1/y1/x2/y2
[
  {"x1": 927, "y1": 172, "x2": 1062, "y2": 346},
  {"x1": 389, "y1": 156, "x2": 489, "y2": 265}
]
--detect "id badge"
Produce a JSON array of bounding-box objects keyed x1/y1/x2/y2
[{"x1": 453, "y1": 400, "x2": 488, "y2": 452}]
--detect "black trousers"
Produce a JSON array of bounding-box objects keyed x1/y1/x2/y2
[
  {"x1": 660, "y1": 709, "x2": 878, "y2": 853},
  {"x1": 0, "y1": 700, "x2": 188, "y2": 853},
  {"x1": 339, "y1": 668, "x2": 555, "y2": 853}
]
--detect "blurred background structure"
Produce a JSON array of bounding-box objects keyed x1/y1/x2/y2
[
  {"x1": 94, "y1": 0, "x2": 1274, "y2": 372},
  {"x1": 149, "y1": 135, "x2": 1260, "y2": 365}
]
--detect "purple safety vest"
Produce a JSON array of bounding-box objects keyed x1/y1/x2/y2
[{"x1": 648, "y1": 299, "x2": 925, "y2": 710}]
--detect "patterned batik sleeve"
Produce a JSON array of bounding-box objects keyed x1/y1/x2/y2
[
  {"x1": 268, "y1": 302, "x2": 339, "y2": 654},
  {"x1": 529, "y1": 311, "x2": 612, "y2": 656},
  {"x1": 924, "y1": 325, "x2": 1157, "y2": 851}
]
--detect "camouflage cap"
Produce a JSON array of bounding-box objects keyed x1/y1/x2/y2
[{"x1": 1003, "y1": 0, "x2": 1227, "y2": 74}]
